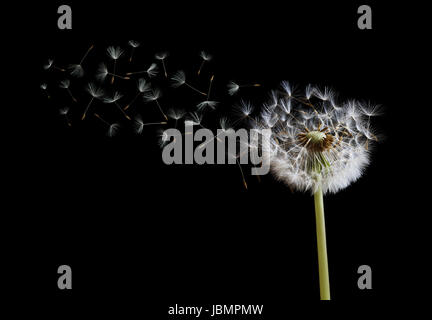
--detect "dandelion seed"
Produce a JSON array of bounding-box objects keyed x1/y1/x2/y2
[
  {"x1": 157, "y1": 129, "x2": 172, "y2": 148},
  {"x1": 143, "y1": 88, "x2": 168, "y2": 121},
  {"x1": 94, "y1": 113, "x2": 120, "y2": 137},
  {"x1": 107, "y1": 46, "x2": 124, "y2": 84},
  {"x1": 81, "y1": 83, "x2": 104, "y2": 120},
  {"x1": 126, "y1": 63, "x2": 159, "y2": 77},
  {"x1": 197, "y1": 51, "x2": 212, "y2": 75},
  {"x1": 103, "y1": 91, "x2": 131, "y2": 120},
  {"x1": 40, "y1": 83, "x2": 50, "y2": 99},
  {"x1": 68, "y1": 44, "x2": 94, "y2": 78},
  {"x1": 249, "y1": 81, "x2": 382, "y2": 300},
  {"x1": 197, "y1": 75, "x2": 218, "y2": 110},
  {"x1": 171, "y1": 70, "x2": 207, "y2": 96},
  {"x1": 128, "y1": 40, "x2": 140, "y2": 62},
  {"x1": 233, "y1": 99, "x2": 255, "y2": 123},
  {"x1": 227, "y1": 81, "x2": 261, "y2": 96},
  {"x1": 59, "y1": 79, "x2": 77, "y2": 103},
  {"x1": 155, "y1": 52, "x2": 168, "y2": 77},
  {"x1": 187, "y1": 112, "x2": 204, "y2": 127},
  {"x1": 167, "y1": 108, "x2": 186, "y2": 128},
  {"x1": 197, "y1": 100, "x2": 218, "y2": 111},
  {"x1": 59, "y1": 107, "x2": 72, "y2": 127},
  {"x1": 96, "y1": 63, "x2": 130, "y2": 82},
  {"x1": 44, "y1": 59, "x2": 65, "y2": 72},
  {"x1": 134, "y1": 114, "x2": 167, "y2": 134},
  {"x1": 124, "y1": 78, "x2": 151, "y2": 110}
]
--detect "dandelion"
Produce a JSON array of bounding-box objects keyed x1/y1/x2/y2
[
  {"x1": 249, "y1": 81, "x2": 381, "y2": 300},
  {"x1": 197, "y1": 100, "x2": 218, "y2": 111},
  {"x1": 124, "y1": 78, "x2": 151, "y2": 110},
  {"x1": 81, "y1": 83, "x2": 104, "y2": 120},
  {"x1": 157, "y1": 128, "x2": 172, "y2": 148},
  {"x1": 103, "y1": 91, "x2": 131, "y2": 120},
  {"x1": 44, "y1": 59, "x2": 65, "y2": 72},
  {"x1": 197, "y1": 51, "x2": 212, "y2": 75},
  {"x1": 59, "y1": 79, "x2": 77, "y2": 103},
  {"x1": 96, "y1": 63, "x2": 130, "y2": 82},
  {"x1": 171, "y1": 70, "x2": 207, "y2": 96},
  {"x1": 186, "y1": 112, "x2": 204, "y2": 128},
  {"x1": 227, "y1": 81, "x2": 261, "y2": 96},
  {"x1": 155, "y1": 52, "x2": 168, "y2": 77},
  {"x1": 167, "y1": 108, "x2": 186, "y2": 128},
  {"x1": 107, "y1": 46, "x2": 124, "y2": 84},
  {"x1": 94, "y1": 113, "x2": 120, "y2": 137},
  {"x1": 59, "y1": 107, "x2": 72, "y2": 127},
  {"x1": 134, "y1": 114, "x2": 167, "y2": 134},
  {"x1": 197, "y1": 75, "x2": 218, "y2": 110},
  {"x1": 68, "y1": 44, "x2": 94, "y2": 78},
  {"x1": 126, "y1": 63, "x2": 159, "y2": 77},
  {"x1": 40, "y1": 83, "x2": 50, "y2": 99},
  {"x1": 143, "y1": 88, "x2": 168, "y2": 120},
  {"x1": 128, "y1": 40, "x2": 140, "y2": 62}
]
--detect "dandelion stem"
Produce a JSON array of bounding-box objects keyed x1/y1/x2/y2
[
  {"x1": 162, "y1": 60, "x2": 167, "y2": 77},
  {"x1": 185, "y1": 83, "x2": 207, "y2": 96},
  {"x1": 155, "y1": 100, "x2": 168, "y2": 121},
  {"x1": 314, "y1": 184, "x2": 330, "y2": 300}
]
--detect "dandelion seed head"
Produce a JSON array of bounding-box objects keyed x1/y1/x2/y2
[
  {"x1": 158, "y1": 129, "x2": 171, "y2": 147},
  {"x1": 187, "y1": 112, "x2": 203, "y2": 126},
  {"x1": 155, "y1": 52, "x2": 168, "y2": 60},
  {"x1": 200, "y1": 51, "x2": 212, "y2": 61},
  {"x1": 197, "y1": 100, "x2": 218, "y2": 111},
  {"x1": 128, "y1": 40, "x2": 140, "y2": 48},
  {"x1": 146, "y1": 63, "x2": 158, "y2": 77},
  {"x1": 108, "y1": 123, "x2": 120, "y2": 137},
  {"x1": 59, "y1": 79, "x2": 70, "y2": 89},
  {"x1": 137, "y1": 78, "x2": 151, "y2": 93},
  {"x1": 134, "y1": 115, "x2": 144, "y2": 134},
  {"x1": 251, "y1": 82, "x2": 380, "y2": 194},
  {"x1": 171, "y1": 70, "x2": 186, "y2": 87},
  {"x1": 144, "y1": 88, "x2": 162, "y2": 102},
  {"x1": 96, "y1": 63, "x2": 109, "y2": 80},
  {"x1": 227, "y1": 81, "x2": 240, "y2": 95},
  {"x1": 168, "y1": 108, "x2": 186, "y2": 120},
  {"x1": 69, "y1": 64, "x2": 84, "y2": 77},
  {"x1": 103, "y1": 91, "x2": 123, "y2": 103},
  {"x1": 59, "y1": 107, "x2": 69, "y2": 115},
  {"x1": 87, "y1": 83, "x2": 104, "y2": 98},
  {"x1": 44, "y1": 59, "x2": 54, "y2": 70},
  {"x1": 107, "y1": 46, "x2": 124, "y2": 60}
]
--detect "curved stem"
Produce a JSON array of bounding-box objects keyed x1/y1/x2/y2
[{"x1": 314, "y1": 185, "x2": 330, "y2": 300}]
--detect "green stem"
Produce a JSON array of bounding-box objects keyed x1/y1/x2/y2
[{"x1": 314, "y1": 184, "x2": 330, "y2": 300}]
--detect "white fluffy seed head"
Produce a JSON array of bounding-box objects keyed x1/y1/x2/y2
[
  {"x1": 103, "y1": 91, "x2": 123, "y2": 103},
  {"x1": 200, "y1": 51, "x2": 212, "y2": 61},
  {"x1": 128, "y1": 40, "x2": 140, "y2": 48},
  {"x1": 227, "y1": 81, "x2": 240, "y2": 95},
  {"x1": 107, "y1": 123, "x2": 120, "y2": 137},
  {"x1": 59, "y1": 79, "x2": 70, "y2": 89},
  {"x1": 137, "y1": 78, "x2": 151, "y2": 93},
  {"x1": 68, "y1": 64, "x2": 84, "y2": 78},
  {"x1": 107, "y1": 46, "x2": 124, "y2": 60},
  {"x1": 171, "y1": 70, "x2": 186, "y2": 87},
  {"x1": 44, "y1": 59, "x2": 54, "y2": 70},
  {"x1": 146, "y1": 63, "x2": 158, "y2": 77},
  {"x1": 143, "y1": 88, "x2": 161, "y2": 102},
  {"x1": 87, "y1": 83, "x2": 104, "y2": 98},
  {"x1": 197, "y1": 100, "x2": 218, "y2": 111},
  {"x1": 155, "y1": 52, "x2": 168, "y2": 60},
  {"x1": 250, "y1": 82, "x2": 380, "y2": 195}
]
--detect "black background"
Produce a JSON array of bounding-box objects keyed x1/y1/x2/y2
[{"x1": 5, "y1": 0, "x2": 427, "y2": 316}]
